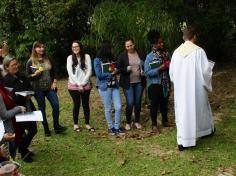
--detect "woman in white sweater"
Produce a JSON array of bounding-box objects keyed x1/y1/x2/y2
[{"x1": 67, "y1": 40, "x2": 94, "y2": 132}]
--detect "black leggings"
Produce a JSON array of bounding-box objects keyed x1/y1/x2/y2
[
  {"x1": 68, "y1": 89, "x2": 91, "y2": 125},
  {"x1": 148, "y1": 84, "x2": 169, "y2": 127}
]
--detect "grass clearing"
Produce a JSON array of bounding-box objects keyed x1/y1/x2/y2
[{"x1": 19, "y1": 67, "x2": 236, "y2": 176}]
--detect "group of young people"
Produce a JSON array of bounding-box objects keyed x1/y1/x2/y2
[
  {"x1": 69, "y1": 30, "x2": 175, "y2": 136},
  {"x1": 67, "y1": 26, "x2": 215, "y2": 150},
  {"x1": 0, "y1": 26, "x2": 215, "y2": 174}
]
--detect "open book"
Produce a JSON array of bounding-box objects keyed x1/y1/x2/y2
[
  {"x1": 208, "y1": 60, "x2": 215, "y2": 70},
  {"x1": 102, "y1": 63, "x2": 116, "y2": 73},
  {"x1": 30, "y1": 66, "x2": 38, "y2": 73},
  {"x1": 15, "y1": 110, "x2": 43, "y2": 122},
  {"x1": 149, "y1": 60, "x2": 162, "y2": 69},
  {"x1": 15, "y1": 91, "x2": 34, "y2": 97}
]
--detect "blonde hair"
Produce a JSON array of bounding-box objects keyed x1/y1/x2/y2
[
  {"x1": 3, "y1": 55, "x2": 16, "y2": 71},
  {"x1": 30, "y1": 41, "x2": 51, "y2": 67},
  {"x1": 1, "y1": 44, "x2": 9, "y2": 58}
]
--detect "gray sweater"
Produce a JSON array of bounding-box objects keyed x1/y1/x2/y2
[{"x1": 0, "y1": 95, "x2": 21, "y2": 133}]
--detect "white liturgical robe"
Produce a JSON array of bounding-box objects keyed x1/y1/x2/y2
[{"x1": 169, "y1": 41, "x2": 214, "y2": 147}]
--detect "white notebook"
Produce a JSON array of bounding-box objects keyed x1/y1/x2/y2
[
  {"x1": 0, "y1": 121, "x2": 5, "y2": 141},
  {"x1": 15, "y1": 111, "x2": 43, "y2": 122},
  {"x1": 15, "y1": 91, "x2": 34, "y2": 97}
]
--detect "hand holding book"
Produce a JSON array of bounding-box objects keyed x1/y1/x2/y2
[
  {"x1": 109, "y1": 63, "x2": 116, "y2": 72},
  {"x1": 102, "y1": 63, "x2": 116, "y2": 73}
]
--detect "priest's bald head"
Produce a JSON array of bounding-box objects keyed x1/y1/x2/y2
[{"x1": 182, "y1": 26, "x2": 198, "y2": 43}]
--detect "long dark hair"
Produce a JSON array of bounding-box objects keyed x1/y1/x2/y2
[
  {"x1": 72, "y1": 40, "x2": 86, "y2": 72},
  {"x1": 96, "y1": 40, "x2": 114, "y2": 63},
  {"x1": 147, "y1": 30, "x2": 160, "y2": 44}
]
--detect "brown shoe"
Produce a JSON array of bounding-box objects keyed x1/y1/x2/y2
[
  {"x1": 162, "y1": 122, "x2": 175, "y2": 127},
  {"x1": 151, "y1": 126, "x2": 160, "y2": 134}
]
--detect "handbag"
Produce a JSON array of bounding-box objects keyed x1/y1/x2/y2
[{"x1": 83, "y1": 83, "x2": 92, "y2": 91}]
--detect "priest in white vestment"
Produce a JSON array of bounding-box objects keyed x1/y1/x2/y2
[{"x1": 169, "y1": 26, "x2": 214, "y2": 150}]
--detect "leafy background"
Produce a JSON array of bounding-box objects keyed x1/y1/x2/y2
[{"x1": 0, "y1": 0, "x2": 235, "y2": 76}]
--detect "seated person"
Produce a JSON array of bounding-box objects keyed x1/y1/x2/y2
[{"x1": 3, "y1": 55, "x2": 37, "y2": 163}]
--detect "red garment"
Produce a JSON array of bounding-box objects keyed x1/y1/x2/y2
[
  {"x1": 0, "y1": 84, "x2": 21, "y2": 142},
  {"x1": 0, "y1": 84, "x2": 15, "y2": 109}
]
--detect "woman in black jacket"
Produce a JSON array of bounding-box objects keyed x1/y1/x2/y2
[
  {"x1": 117, "y1": 38, "x2": 146, "y2": 130},
  {"x1": 3, "y1": 55, "x2": 37, "y2": 163}
]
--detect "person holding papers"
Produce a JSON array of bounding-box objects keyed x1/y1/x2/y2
[
  {"x1": 0, "y1": 73, "x2": 26, "y2": 161},
  {"x1": 3, "y1": 55, "x2": 37, "y2": 162},
  {"x1": 169, "y1": 26, "x2": 215, "y2": 151},
  {"x1": 26, "y1": 41, "x2": 67, "y2": 137},
  {"x1": 66, "y1": 40, "x2": 94, "y2": 132},
  {"x1": 144, "y1": 30, "x2": 174, "y2": 134},
  {"x1": 117, "y1": 38, "x2": 146, "y2": 130},
  {"x1": 94, "y1": 40, "x2": 125, "y2": 136}
]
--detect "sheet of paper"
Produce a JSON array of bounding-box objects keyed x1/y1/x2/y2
[
  {"x1": 15, "y1": 91, "x2": 34, "y2": 97},
  {"x1": 15, "y1": 111, "x2": 43, "y2": 122},
  {"x1": 0, "y1": 121, "x2": 5, "y2": 141},
  {"x1": 4, "y1": 87, "x2": 13, "y2": 92},
  {"x1": 208, "y1": 60, "x2": 215, "y2": 70}
]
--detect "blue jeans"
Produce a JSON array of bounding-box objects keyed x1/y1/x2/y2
[
  {"x1": 98, "y1": 88, "x2": 122, "y2": 130},
  {"x1": 34, "y1": 90, "x2": 60, "y2": 131},
  {"x1": 124, "y1": 82, "x2": 143, "y2": 124}
]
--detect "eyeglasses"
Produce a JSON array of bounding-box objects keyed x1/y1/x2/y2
[
  {"x1": 9, "y1": 62, "x2": 18, "y2": 68},
  {"x1": 72, "y1": 46, "x2": 80, "y2": 49},
  {"x1": 35, "y1": 46, "x2": 44, "y2": 49}
]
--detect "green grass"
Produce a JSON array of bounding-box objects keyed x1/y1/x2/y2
[{"x1": 19, "y1": 67, "x2": 236, "y2": 176}]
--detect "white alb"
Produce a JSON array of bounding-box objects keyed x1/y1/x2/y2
[{"x1": 169, "y1": 41, "x2": 214, "y2": 147}]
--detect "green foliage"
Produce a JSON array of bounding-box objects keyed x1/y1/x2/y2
[
  {"x1": 0, "y1": 0, "x2": 100, "y2": 75},
  {"x1": 81, "y1": 0, "x2": 182, "y2": 57},
  {"x1": 82, "y1": 0, "x2": 236, "y2": 60},
  {"x1": 184, "y1": 0, "x2": 236, "y2": 59},
  {"x1": 0, "y1": 0, "x2": 235, "y2": 76}
]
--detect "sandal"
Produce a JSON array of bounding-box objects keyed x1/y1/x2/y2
[
  {"x1": 74, "y1": 127, "x2": 81, "y2": 132},
  {"x1": 85, "y1": 125, "x2": 95, "y2": 132},
  {"x1": 87, "y1": 127, "x2": 95, "y2": 132}
]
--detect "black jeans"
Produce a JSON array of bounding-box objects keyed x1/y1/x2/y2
[
  {"x1": 68, "y1": 89, "x2": 91, "y2": 125},
  {"x1": 16, "y1": 121, "x2": 37, "y2": 157},
  {"x1": 148, "y1": 84, "x2": 169, "y2": 127}
]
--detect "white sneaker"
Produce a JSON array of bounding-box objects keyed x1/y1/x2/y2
[
  {"x1": 73, "y1": 124, "x2": 79, "y2": 130},
  {"x1": 134, "y1": 122, "x2": 142, "y2": 129},
  {"x1": 125, "y1": 124, "x2": 131, "y2": 130}
]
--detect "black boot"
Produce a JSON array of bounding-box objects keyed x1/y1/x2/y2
[
  {"x1": 44, "y1": 129, "x2": 51, "y2": 137},
  {"x1": 178, "y1": 145, "x2": 188, "y2": 151},
  {"x1": 54, "y1": 125, "x2": 67, "y2": 134},
  {"x1": 22, "y1": 152, "x2": 33, "y2": 163}
]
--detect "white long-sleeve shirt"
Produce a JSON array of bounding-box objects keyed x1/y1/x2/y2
[{"x1": 67, "y1": 54, "x2": 92, "y2": 86}]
